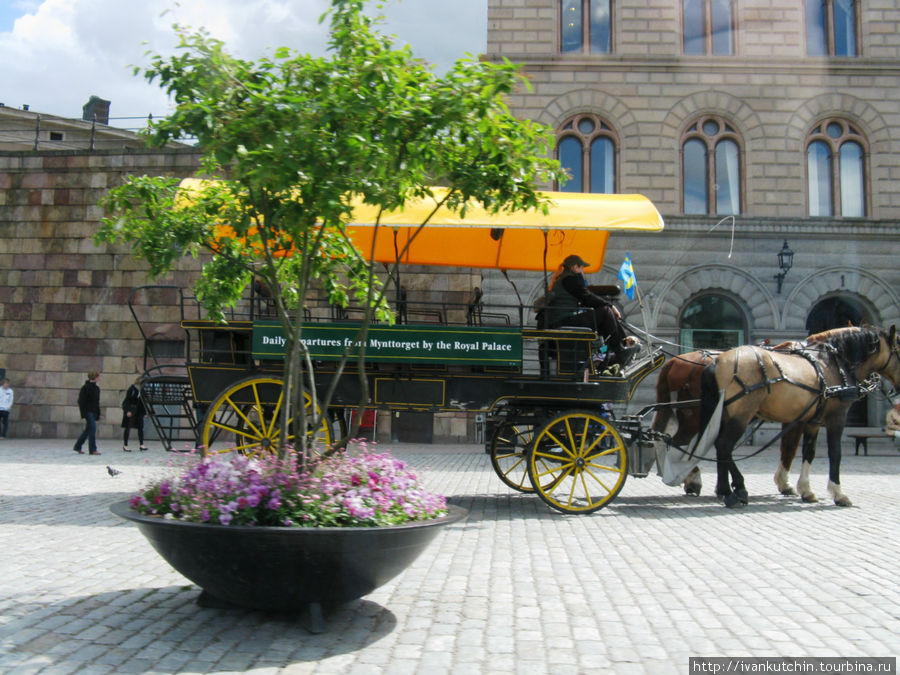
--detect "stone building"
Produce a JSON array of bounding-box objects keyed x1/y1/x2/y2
[
  {"x1": 0, "y1": 97, "x2": 161, "y2": 153},
  {"x1": 482, "y1": 0, "x2": 900, "y2": 426}
]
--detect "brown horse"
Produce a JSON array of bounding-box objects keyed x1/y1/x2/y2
[
  {"x1": 652, "y1": 349, "x2": 719, "y2": 495},
  {"x1": 699, "y1": 325, "x2": 900, "y2": 508}
]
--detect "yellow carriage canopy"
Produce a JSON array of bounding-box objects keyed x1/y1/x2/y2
[{"x1": 178, "y1": 180, "x2": 664, "y2": 273}]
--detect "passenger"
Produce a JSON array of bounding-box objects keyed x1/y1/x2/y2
[{"x1": 544, "y1": 254, "x2": 638, "y2": 369}]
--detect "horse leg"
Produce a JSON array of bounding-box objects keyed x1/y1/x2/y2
[
  {"x1": 825, "y1": 425, "x2": 852, "y2": 507},
  {"x1": 796, "y1": 428, "x2": 820, "y2": 503},
  {"x1": 683, "y1": 466, "x2": 702, "y2": 496},
  {"x1": 715, "y1": 419, "x2": 746, "y2": 508},
  {"x1": 774, "y1": 423, "x2": 802, "y2": 496}
]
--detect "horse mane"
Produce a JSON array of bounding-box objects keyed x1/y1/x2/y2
[{"x1": 805, "y1": 325, "x2": 882, "y2": 366}]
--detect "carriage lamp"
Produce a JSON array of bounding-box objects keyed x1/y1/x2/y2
[{"x1": 774, "y1": 240, "x2": 794, "y2": 294}]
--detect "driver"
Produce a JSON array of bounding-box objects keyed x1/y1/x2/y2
[{"x1": 544, "y1": 254, "x2": 638, "y2": 370}]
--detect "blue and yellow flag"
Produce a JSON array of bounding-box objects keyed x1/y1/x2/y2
[{"x1": 617, "y1": 253, "x2": 637, "y2": 300}]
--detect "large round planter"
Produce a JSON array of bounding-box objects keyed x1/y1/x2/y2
[{"x1": 111, "y1": 500, "x2": 466, "y2": 620}]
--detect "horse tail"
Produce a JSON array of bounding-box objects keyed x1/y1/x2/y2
[
  {"x1": 651, "y1": 358, "x2": 675, "y2": 432},
  {"x1": 698, "y1": 361, "x2": 720, "y2": 441}
]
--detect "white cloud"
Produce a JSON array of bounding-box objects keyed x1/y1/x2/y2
[{"x1": 0, "y1": 0, "x2": 486, "y2": 126}]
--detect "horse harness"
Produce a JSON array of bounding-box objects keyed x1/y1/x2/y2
[{"x1": 722, "y1": 340, "x2": 871, "y2": 426}]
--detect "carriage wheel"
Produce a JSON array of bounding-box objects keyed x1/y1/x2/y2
[
  {"x1": 201, "y1": 376, "x2": 332, "y2": 455},
  {"x1": 489, "y1": 421, "x2": 538, "y2": 492},
  {"x1": 527, "y1": 410, "x2": 627, "y2": 514}
]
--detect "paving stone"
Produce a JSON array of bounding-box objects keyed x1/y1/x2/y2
[{"x1": 1, "y1": 439, "x2": 899, "y2": 672}]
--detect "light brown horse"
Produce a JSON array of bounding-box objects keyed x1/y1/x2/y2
[
  {"x1": 654, "y1": 346, "x2": 816, "y2": 499},
  {"x1": 699, "y1": 325, "x2": 900, "y2": 508}
]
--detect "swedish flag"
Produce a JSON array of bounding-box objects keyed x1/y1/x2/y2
[{"x1": 617, "y1": 253, "x2": 637, "y2": 300}]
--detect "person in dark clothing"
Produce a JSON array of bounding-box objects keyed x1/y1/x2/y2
[
  {"x1": 74, "y1": 371, "x2": 102, "y2": 455},
  {"x1": 544, "y1": 254, "x2": 637, "y2": 369},
  {"x1": 121, "y1": 376, "x2": 147, "y2": 452}
]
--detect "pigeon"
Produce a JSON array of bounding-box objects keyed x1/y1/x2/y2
[{"x1": 107, "y1": 465, "x2": 122, "y2": 477}]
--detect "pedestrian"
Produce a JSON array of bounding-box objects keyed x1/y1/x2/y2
[
  {"x1": 121, "y1": 376, "x2": 147, "y2": 452},
  {"x1": 74, "y1": 371, "x2": 102, "y2": 455},
  {"x1": 0, "y1": 378, "x2": 13, "y2": 439}
]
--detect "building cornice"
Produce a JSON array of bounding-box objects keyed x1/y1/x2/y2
[
  {"x1": 659, "y1": 215, "x2": 900, "y2": 238},
  {"x1": 484, "y1": 54, "x2": 900, "y2": 77}
]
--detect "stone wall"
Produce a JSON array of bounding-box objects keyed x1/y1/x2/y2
[
  {"x1": 0, "y1": 149, "x2": 201, "y2": 441},
  {"x1": 0, "y1": 149, "x2": 484, "y2": 443}
]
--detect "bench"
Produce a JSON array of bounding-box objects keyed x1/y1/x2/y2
[{"x1": 847, "y1": 428, "x2": 893, "y2": 456}]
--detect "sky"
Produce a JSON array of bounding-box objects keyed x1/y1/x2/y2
[{"x1": 0, "y1": 0, "x2": 488, "y2": 129}]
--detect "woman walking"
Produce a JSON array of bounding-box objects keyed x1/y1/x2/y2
[{"x1": 121, "y1": 377, "x2": 147, "y2": 452}]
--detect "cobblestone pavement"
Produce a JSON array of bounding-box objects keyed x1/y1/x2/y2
[{"x1": 1, "y1": 437, "x2": 898, "y2": 674}]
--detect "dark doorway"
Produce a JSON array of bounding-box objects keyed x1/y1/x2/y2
[
  {"x1": 806, "y1": 295, "x2": 872, "y2": 426},
  {"x1": 806, "y1": 296, "x2": 866, "y2": 334}
]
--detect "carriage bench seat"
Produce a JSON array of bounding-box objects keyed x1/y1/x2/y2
[
  {"x1": 523, "y1": 326, "x2": 599, "y2": 378},
  {"x1": 846, "y1": 428, "x2": 893, "y2": 456}
]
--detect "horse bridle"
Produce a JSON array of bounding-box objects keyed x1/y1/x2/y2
[{"x1": 880, "y1": 336, "x2": 900, "y2": 396}]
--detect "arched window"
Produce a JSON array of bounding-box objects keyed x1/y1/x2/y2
[
  {"x1": 680, "y1": 294, "x2": 747, "y2": 351},
  {"x1": 556, "y1": 114, "x2": 617, "y2": 193},
  {"x1": 806, "y1": 0, "x2": 858, "y2": 56},
  {"x1": 681, "y1": 116, "x2": 742, "y2": 215},
  {"x1": 560, "y1": 0, "x2": 612, "y2": 54},
  {"x1": 683, "y1": 0, "x2": 735, "y2": 55},
  {"x1": 806, "y1": 118, "x2": 866, "y2": 217}
]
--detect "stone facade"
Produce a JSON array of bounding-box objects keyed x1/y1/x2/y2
[
  {"x1": 0, "y1": 150, "x2": 201, "y2": 440},
  {"x1": 483, "y1": 0, "x2": 900, "y2": 426}
]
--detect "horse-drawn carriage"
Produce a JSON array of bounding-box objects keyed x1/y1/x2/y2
[{"x1": 128, "y1": 185, "x2": 900, "y2": 514}]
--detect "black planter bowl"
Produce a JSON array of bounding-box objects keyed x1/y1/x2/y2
[{"x1": 111, "y1": 500, "x2": 466, "y2": 624}]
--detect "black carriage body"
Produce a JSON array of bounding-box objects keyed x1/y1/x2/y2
[
  {"x1": 181, "y1": 318, "x2": 662, "y2": 415},
  {"x1": 132, "y1": 287, "x2": 667, "y2": 515}
]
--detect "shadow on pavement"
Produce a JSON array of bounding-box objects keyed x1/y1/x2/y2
[{"x1": 5, "y1": 586, "x2": 397, "y2": 670}]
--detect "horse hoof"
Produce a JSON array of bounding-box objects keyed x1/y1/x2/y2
[
  {"x1": 780, "y1": 487, "x2": 797, "y2": 496},
  {"x1": 723, "y1": 493, "x2": 744, "y2": 508},
  {"x1": 801, "y1": 493, "x2": 818, "y2": 503},
  {"x1": 733, "y1": 488, "x2": 749, "y2": 504},
  {"x1": 684, "y1": 484, "x2": 701, "y2": 496},
  {"x1": 834, "y1": 496, "x2": 853, "y2": 507}
]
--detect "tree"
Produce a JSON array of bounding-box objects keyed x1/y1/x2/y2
[{"x1": 97, "y1": 0, "x2": 566, "y2": 457}]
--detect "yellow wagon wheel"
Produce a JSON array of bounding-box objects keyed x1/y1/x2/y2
[
  {"x1": 527, "y1": 410, "x2": 627, "y2": 514},
  {"x1": 201, "y1": 376, "x2": 332, "y2": 455},
  {"x1": 489, "y1": 421, "x2": 537, "y2": 492}
]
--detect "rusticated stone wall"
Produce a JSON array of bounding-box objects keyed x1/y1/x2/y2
[
  {"x1": 0, "y1": 149, "x2": 202, "y2": 442},
  {"x1": 0, "y1": 149, "x2": 482, "y2": 443}
]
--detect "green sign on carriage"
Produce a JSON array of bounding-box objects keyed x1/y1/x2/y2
[{"x1": 252, "y1": 321, "x2": 522, "y2": 367}]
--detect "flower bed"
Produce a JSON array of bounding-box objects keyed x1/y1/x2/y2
[{"x1": 129, "y1": 444, "x2": 449, "y2": 528}]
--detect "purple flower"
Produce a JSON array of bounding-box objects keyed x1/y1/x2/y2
[{"x1": 127, "y1": 445, "x2": 446, "y2": 527}]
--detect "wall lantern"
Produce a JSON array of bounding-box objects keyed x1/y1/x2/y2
[{"x1": 774, "y1": 240, "x2": 794, "y2": 294}]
